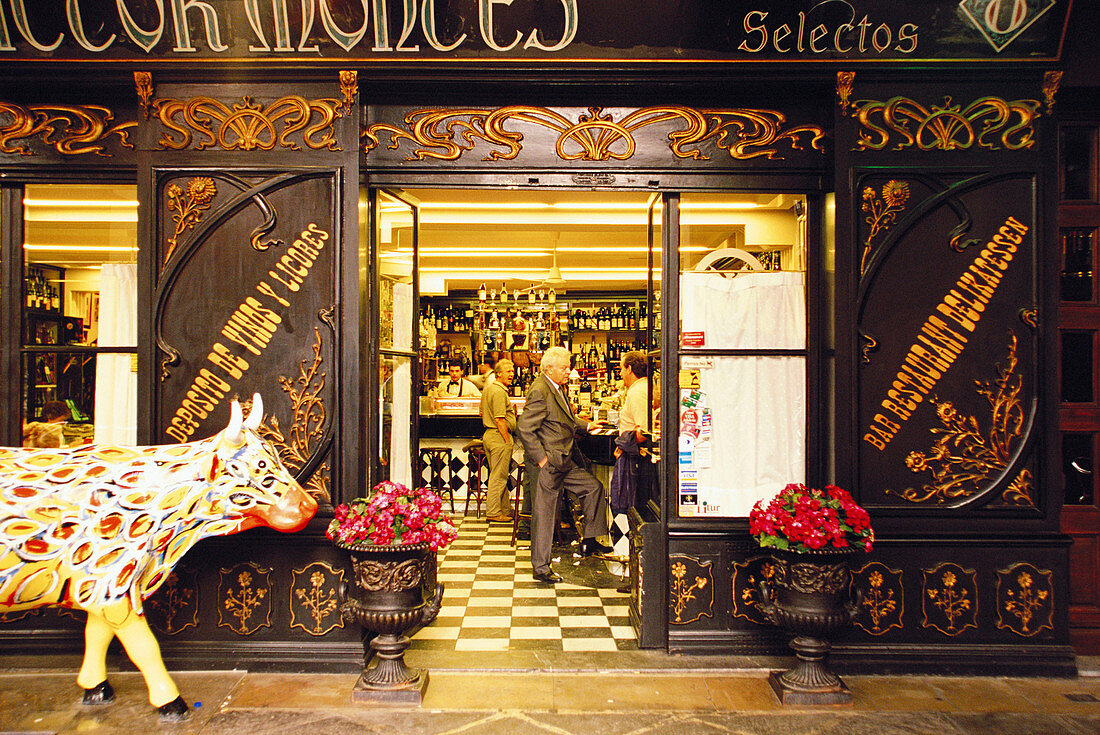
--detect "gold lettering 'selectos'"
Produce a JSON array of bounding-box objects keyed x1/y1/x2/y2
[
  {"x1": 862, "y1": 216, "x2": 1028, "y2": 449},
  {"x1": 167, "y1": 224, "x2": 329, "y2": 442},
  {"x1": 738, "y1": 10, "x2": 918, "y2": 55}
]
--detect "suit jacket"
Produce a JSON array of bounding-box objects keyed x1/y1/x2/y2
[{"x1": 518, "y1": 373, "x2": 588, "y2": 468}]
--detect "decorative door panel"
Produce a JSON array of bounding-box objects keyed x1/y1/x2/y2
[
  {"x1": 856, "y1": 172, "x2": 1039, "y2": 510},
  {"x1": 835, "y1": 72, "x2": 1059, "y2": 525},
  {"x1": 152, "y1": 169, "x2": 339, "y2": 502}
]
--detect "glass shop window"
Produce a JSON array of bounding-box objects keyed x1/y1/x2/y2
[
  {"x1": 1061, "y1": 126, "x2": 1097, "y2": 202},
  {"x1": 676, "y1": 193, "x2": 807, "y2": 518},
  {"x1": 20, "y1": 184, "x2": 138, "y2": 447},
  {"x1": 1061, "y1": 228, "x2": 1095, "y2": 303}
]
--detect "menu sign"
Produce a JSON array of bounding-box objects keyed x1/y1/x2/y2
[{"x1": 0, "y1": 1, "x2": 1069, "y2": 63}]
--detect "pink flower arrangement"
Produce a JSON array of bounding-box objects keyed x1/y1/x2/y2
[
  {"x1": 749, "y1": 483, "x2": 874, "y2": 553},
  {"x1": 326, "y1": 481, "x2": 457, "y2": 552}
]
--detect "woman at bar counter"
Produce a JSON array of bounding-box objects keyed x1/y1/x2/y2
[{"x1": 480, "y1": 358, "x2": 517, "y2": 523}]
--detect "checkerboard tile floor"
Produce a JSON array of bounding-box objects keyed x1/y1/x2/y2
[{"x1": 411, "y1": 517, "x2": 638, "y2": 652}]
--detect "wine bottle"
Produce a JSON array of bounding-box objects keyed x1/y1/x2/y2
[{"x1": 579, "y1": 376, "x2": 592, "y2": 410}]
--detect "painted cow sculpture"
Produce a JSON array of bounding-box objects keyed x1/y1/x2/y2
[{"x1": 0, "y1": 394, "x2": 317, "y2": 719}]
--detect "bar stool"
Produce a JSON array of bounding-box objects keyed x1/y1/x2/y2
[
  {"x1": 462, "y1": 440, "x2": 488, "y2": 518},
  {"x1": 510, "y1": 461, "x2": 528, "y2": 547},
  {"x1": 417, "y1": 447, "x2": 455, "y2": 514},
  {"x1": 511, "y1": 461, "x2": 564, "y2": 547}
]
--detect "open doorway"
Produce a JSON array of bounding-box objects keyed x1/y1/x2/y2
[{"x1": 365, "y1": 186, "x2": 809, "y2": 652}]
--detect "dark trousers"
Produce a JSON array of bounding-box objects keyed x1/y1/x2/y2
[{"x1": 530, "y1": 458, "x2": 606, "y2": 574}]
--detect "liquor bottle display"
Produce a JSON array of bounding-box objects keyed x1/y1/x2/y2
[
  {"x1": 419, "y1": 293, "x2": 648, "y2": 398},
  {"x1": 24, "y1": 267, "x2": 61, "y2": 313}
]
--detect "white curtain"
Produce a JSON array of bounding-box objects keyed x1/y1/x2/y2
[
  {"x1": 94, "y1": 264, "x2": 137, "y2": 445},
  {"x1": 679, "y1": 272, "x2": 806, "y2": 516}
]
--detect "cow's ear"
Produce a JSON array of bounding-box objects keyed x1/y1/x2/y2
[{"x1": 195, "y1": 453, "x2": 219, "y2": 483}]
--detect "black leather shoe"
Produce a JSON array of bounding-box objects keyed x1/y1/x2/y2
[
  {"x1": 580, "y1": 538, "x2": 614, "y2": 557},
  {"x1": 533, "y1": 569, "x2": 564, "y2": 584}
]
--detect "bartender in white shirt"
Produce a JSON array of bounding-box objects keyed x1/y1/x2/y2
[
  {"x1": 437, "y1": 358, "x2": 481, "y2": 397},
  {"x1": 618, "y1": 350, "x2": 650, "y2": 440}
]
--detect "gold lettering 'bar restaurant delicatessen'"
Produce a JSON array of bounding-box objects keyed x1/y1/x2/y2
[{"x1": 0, "y1": 0, "x2": 1095, "y2": 674}]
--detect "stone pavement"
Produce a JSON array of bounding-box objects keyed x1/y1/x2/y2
[{"x1": 3, "y1": 656, "x2": 1100, "y2": 734}]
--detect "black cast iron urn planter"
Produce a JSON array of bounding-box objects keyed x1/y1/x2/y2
[
  {"x1": 336, "y1": 541, "x2": 444, "y2": 704},
  {"x1": 756, "y1": 546, "x2": 861, "y2": 705}
]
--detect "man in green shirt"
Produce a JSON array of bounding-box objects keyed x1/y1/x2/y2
[{"x1": 480, "y1": 359, "x2": 517, "y2": 522}]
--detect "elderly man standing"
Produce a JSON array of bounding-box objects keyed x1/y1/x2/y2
[
  {"x1": 518, "y1": 346, "x2": 611, "y2": 583},
  {"x1": 480, "y1": 358, "x2": 517, "y2": 523}
]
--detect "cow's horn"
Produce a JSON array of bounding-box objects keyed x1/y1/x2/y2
[
  {"x1": 245, "y1": 393, "x2": 263, "y2": 431},
  {"x1": 226, "y1": 400, "x2": 244, "y2": 444}
]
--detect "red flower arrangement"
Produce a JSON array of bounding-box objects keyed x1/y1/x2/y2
[
  {"x1": 749, "y1": 483, "x2": 874, "y2": 553},
  {"x1": 326, "y1": 481, "x2": 457, "y2": 552}
]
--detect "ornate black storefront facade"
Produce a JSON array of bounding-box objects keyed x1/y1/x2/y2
[{"x1": 0, "y1": 1, "x2": 1085, "y2": 675}]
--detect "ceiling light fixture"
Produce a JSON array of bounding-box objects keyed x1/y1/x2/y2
[
  {"x1": 23, "y1": 198, "x2": 139, "y2": 208},
  {"x1": 23, "y1": 244, "x2": 138, "y2": 252}
]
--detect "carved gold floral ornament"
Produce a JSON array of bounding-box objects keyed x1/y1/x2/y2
[
  {"x1": 921, "y1": 565, "x2": 977, "y2": 636},
  {"x1": 0, "y1": 102, "x2": 135, "y2": 156},
  {"x1": 249, "y1": 327, "x2": 330, "y2": 503},
  {"x1": 164, "y1": 176, "x2": 217, "y2": 265},
  {"x1": 860, "y1": 179, "x2": 911, "y2": 273},
  {"x1": 290, "y1": 563, "x2": 344, "y2": 636},
  {"x1": 363, "y1": 105, "x2": 825, "y2": 163},
  {"x1": 847, "y1": 95, "x2": 1040, "y2": 152},
  {"x1": 669, "y1": 558, "x2": 713, "y2": 624},
  {"x1": 153, "y1": 94, "x2": 347, "y2": 152},
  {"x1": 732, "y1": 559, "x2": 776, "y2": 625},
  {"x1": 897, "y1": 333, "x2": 1033, "y2": 506},
  {"x1": 218, "y1": 564, "x2": 273, "y2": 636},
  {"x1": 995, "y1": 563, "x2": 1053, "y2": 638},
  {"x1": 145, "y1": 569, "x2": 198, "y2": 636},
  {"x1": 853, "y1": 562, "x2": 903, "y2": 636}
]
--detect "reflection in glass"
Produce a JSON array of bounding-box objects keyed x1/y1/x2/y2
[
  {"x1": 1061, "y1": 228, "x2": 1094, "y2": 302},
  {"x1": 1061, "y1": 126, "x2": 1095, "y2": 202},
  {"x1": 21, "y1": 184, "x2": 137, "y2": 444},
  {"x1": 379, "y1": 354, "x2": 414, "y2": 486},
  {"x1": 374, "y1": 191, "x2": 415, "y2": 352},
  {"x1": 1062, "y1": 432, "x2": 1094, "y2": 506}
]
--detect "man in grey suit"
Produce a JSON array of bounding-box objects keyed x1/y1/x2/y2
[{"x1": 518, "y1": 346, "x2": 612, "y2": 583}]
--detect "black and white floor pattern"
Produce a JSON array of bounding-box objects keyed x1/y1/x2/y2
[{"x1": 410, "y1": 517, "x2": 638, "y2": 652}]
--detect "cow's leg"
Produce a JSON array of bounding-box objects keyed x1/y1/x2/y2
[
  {"x1": 111, "y1": 613, "x2": 188, "y2": 717},
  {"x1": 76, "y1": 611, "x2": 115, "y2": 704}
]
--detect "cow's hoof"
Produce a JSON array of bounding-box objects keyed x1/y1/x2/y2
[
  {"x1": 82, "y1": 680, "x2": 115, "y2": 705},
  {"x1": 156, "y1": 696, "x2": 191, "y2": 721}
]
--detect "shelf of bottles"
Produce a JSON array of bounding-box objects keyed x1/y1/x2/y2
[
  {"x1": 23, "y1": 265, "x2": 63, "y2": 314},
  {"x1": 419, "y1": 287, "x2": 655, "y2": 400},
  {"x1": 21, "y1": 264, "x2": 95, "y2": 423}
]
